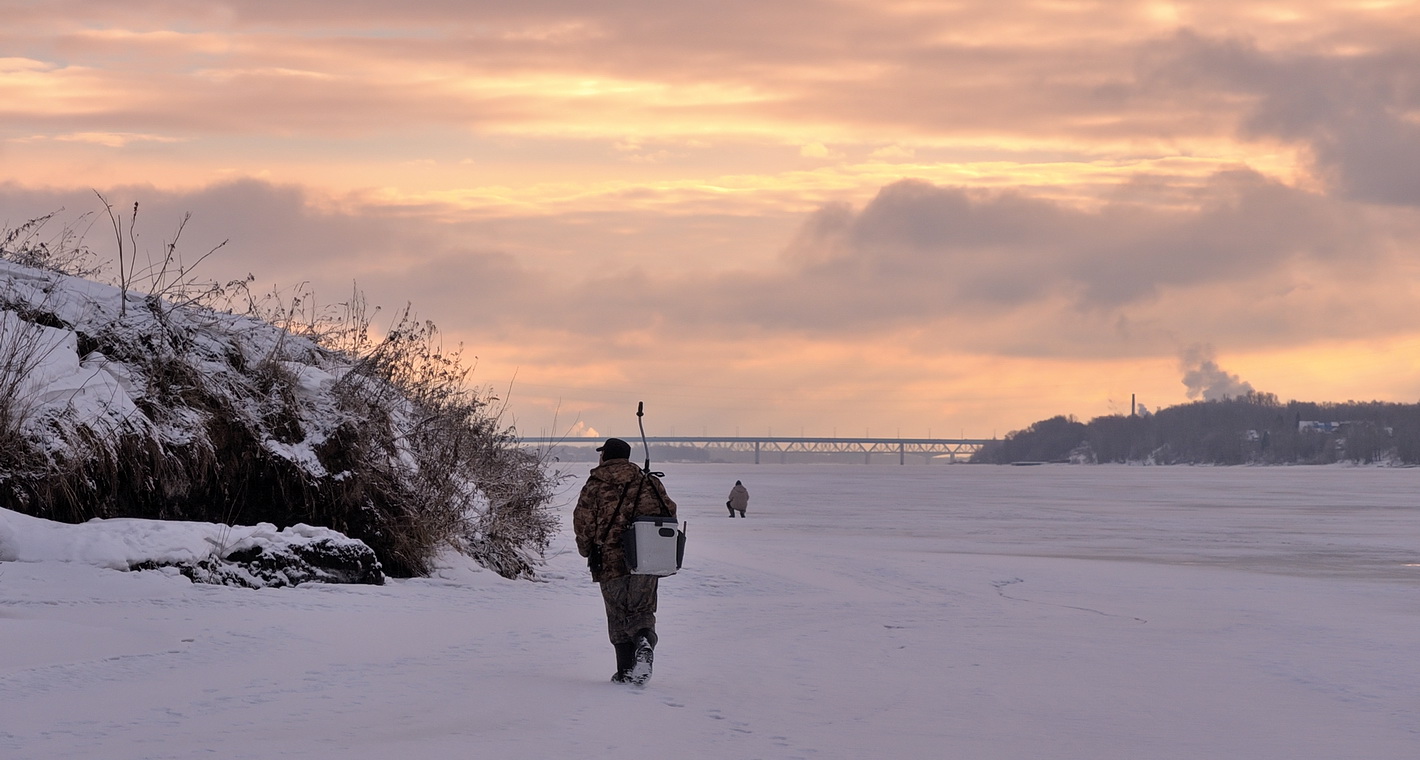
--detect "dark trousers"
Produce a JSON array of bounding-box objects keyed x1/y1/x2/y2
[{"x1": 600, "y1": 574, "x2": 659, "y2": 644}]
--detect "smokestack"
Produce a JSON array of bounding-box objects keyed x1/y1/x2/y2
[{"x1": 1131, "y1": 394, "x2": 1136, "y2": 417}]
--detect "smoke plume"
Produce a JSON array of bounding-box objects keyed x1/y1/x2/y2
[{"x1": 1180, "y1": 344, "x2": 1254, "y2": 401}]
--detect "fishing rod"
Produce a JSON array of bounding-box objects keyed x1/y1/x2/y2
[{"x1": 637, "y1": 401, "x2": 651, "y2": 473}]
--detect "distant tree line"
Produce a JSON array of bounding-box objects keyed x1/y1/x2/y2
[{"x1": 972, "y1": 391, "x2": 1420, "y2": 465}]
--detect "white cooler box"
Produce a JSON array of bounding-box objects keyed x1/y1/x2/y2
[{"x1": 623, "y1": 515, "x2": 685, "y2": 576}]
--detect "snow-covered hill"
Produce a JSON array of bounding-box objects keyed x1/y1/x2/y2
[{"x1": 0, "y1": 253, "x2": 555, "y2": 581}]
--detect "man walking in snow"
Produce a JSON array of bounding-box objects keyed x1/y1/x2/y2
[
  {"x1": 726, "y1": 479, "x2": 749, "y2": 518},
  {"x1": 573, "y1": 437, "x2": 678, "y2": 685}
]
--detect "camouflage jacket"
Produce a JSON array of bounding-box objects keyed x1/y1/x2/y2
[{"x1": 573, "y1": 458, "x2": 678, "y2": 582}]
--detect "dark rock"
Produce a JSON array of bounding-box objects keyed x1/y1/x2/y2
[{"x1": 134, "y1": 537, "x2": 384, "y2": 589}]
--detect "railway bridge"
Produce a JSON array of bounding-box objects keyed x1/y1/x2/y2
[{"x1": 518, "y1": 436, "x2": 993, "y2": 464}]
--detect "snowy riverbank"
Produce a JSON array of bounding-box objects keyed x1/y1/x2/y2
[{"x1": 3, "y1": 463, "x2": 1418, "y2": 759}]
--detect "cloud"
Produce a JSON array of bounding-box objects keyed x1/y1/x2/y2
[
  {"x1": 0, "y1": 179, "x2": 535, "y2": 318},
  {"x1": 5, "y1": 167, "x2": 1418, "y2": 440},
  {"x1": 0, "y1": 3, "x2": 1353, "y2": 150},
  {"x1": 1179, "y1": 343, "x2": 1253, "y2": 401},
  {"x1": 1144, "y1": 30, "x2": 1420, "y2": 206},
  {"x1": 712, "y1": 170, "x2": 1383, "y2": 343},
  {"x1": 868, "y1": 145, "x2": 914, "y2": 160},
  {"x1": 5, "y1": 167, "x2": 1410, "y2": 368},
  {"x1": 49, "y1": 132, "x2": 182, "y2": 147}
]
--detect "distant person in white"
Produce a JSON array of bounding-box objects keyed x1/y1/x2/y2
[{"x1": 726, "y1": 480, "x2": 749, "y2": 518}]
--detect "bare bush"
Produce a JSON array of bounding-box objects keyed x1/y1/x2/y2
[
  {"x1": 94, "y1": 193, "x2": 232, "y2": 318},
  {"x1": 0, "y1": 311, "x2": 47, "y2": 477},
  {"x1": 0, "y1": 213, "x2": 103, "y2": 278},
  {"x1": 1, "y1": 207, "x2": 561, "y2": 579},
  {"x1": 323, "y1": 304, "x2": 562, "y2": 576}
]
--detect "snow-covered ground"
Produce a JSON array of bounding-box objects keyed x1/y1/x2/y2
[{"x1": 3, "y1": 463, "x2": 1418, "y2": 759}]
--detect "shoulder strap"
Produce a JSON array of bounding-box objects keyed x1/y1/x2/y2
[
  {"x1": 597, "y1": 470, "x2": 672, "y2": 545},
  {"x1": 642, "y1": 471, "x2": 674, "y2": 517},
  {"x1": 597, "y1": 480, "x2": 637, "y2": 546}
]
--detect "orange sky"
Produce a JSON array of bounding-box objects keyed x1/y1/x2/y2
[{"x1": 4, "y1": 1, "x2": 1420, "y2": 440}]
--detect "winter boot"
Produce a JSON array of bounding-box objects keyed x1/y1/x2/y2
[
  {"x1": 628, "y1": 628, "x2": 657, "y2": 686},
  {"x1": 611, "y1": 641, "x2": 637, "y2": 683}
]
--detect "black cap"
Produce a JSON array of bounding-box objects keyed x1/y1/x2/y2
[{"x1": 596, "y1": 437, "x2": 631, "y2": 460}]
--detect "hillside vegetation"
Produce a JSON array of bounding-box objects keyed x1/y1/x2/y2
[
  {"x1": 1, "y1": 212, "x2": 558, "y2": 579},
  {"x1": 973, "y1": 391, "x2": 1420, "y2": 465}
]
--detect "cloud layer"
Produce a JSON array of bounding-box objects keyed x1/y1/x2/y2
[{"x1": 4, "y1": 2, "x2": 1420, "y2": 437}]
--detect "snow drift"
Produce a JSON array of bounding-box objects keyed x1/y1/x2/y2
[{"x1": 0, "y1": 506, "x2": 382, "y2": 587}]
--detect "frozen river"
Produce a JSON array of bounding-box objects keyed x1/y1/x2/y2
[
  {"x1": 3, "y1": 463, "x2": 1418, "y2": 759},
  {"x1": 663, "y1": 462, "x2": 1420, "y2": 581}
]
